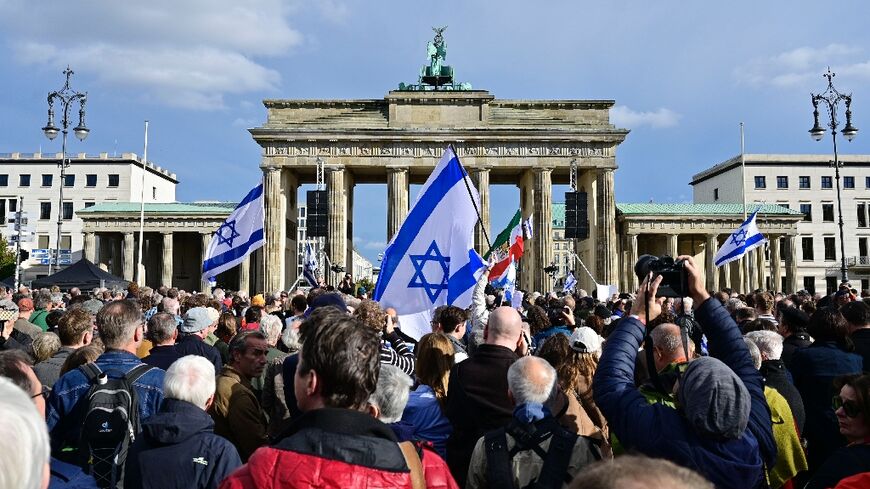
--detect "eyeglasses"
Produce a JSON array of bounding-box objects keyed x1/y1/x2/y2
[
  {"x1": 833, "y1": 395, "x2": 862, "y2": 418},
  {"x1": 31, "y1": 385, "x2": 49, "y2": 401}
]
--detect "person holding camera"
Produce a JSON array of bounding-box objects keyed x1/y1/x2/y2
[
  {"x1": 532, "y1": 297, "x2": 574, "y2": 347},
  {"x1": 592, "y1": 256, "x2": 776, "y2": 489}
]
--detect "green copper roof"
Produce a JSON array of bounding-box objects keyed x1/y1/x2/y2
[
  {"x1": 78, "y1": 202, "x2": 236, "y2": 215},
  {"x1": 552, "y1": 203, "x2": 565, "y2": 228},
  {"x1": 615, "y1": 203, "x2": 803, "y2": 216}
]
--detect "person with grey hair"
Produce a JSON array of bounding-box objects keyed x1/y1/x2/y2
[
  {"x1": 467, "y1": 356, "x2": 601, "y2": 489},
  {"x1": 175, "y1": 307, "x2": 222, "y2": 372},
  {"x1": 255, "y1": 315, "x2": 290, "y2": 436},
  {"x1": 369, "y1": 363, "x2": 414, "y2": 425},
  {"x1": 745, "y1": 330, "x2": 805, "y2": 433},
  {"x1": 142, "y1": 312, "x2": 183, "y2": 370},
  {"x1": 0, "y1": 375, "x2": 52, "y2": 489},
  {"x1": 567, "y1": 454, "x2": 713, "y2": 489},
  {"x1": 210, "y1": 331, "x2": 269, "y2": 461},
  {"x1": 125, "y1": 355, "x2": 242, "y2": 489},
  {"x1": 30, "y1": 291, "x2": 54, "y2": 331},
  {"x1": 47, "y1": 300, "x2": 165, "y2": 476}
]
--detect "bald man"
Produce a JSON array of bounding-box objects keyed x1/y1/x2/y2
[{"x1": 446, "y1": 307, "x2": 524, "y2": 486}]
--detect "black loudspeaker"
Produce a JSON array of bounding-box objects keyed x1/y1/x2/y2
[
  {"x1": 306, "y1": 190, "x2": 328, "y2": 238},
  {"x1": 564, "y1": 191, "x2": 589, "y2": 240}
]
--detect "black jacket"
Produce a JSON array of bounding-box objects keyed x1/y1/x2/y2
[
  {"x1": 34, "y1": 346, "x2": 74, "y2": 388},
  {"x1": 781, "y1": 332, "x2": 811, "y2": 369},
  {"x1": 851, "y1": 328, "x2": 870, "y2": 373},
  {"x1": 174, "y1": 335, "x2": 223, "y2": 372},
  {"x1": 805, "y1": 443, "x2": 870, "y2": 489},
  {"x1": 445, "y1": 343, "x2": 517, "y2": 487},
  {"x1": 142, "y1": 345, "x2": 183, "y2": 371},
  {"x1": 125, "y1": 398, "x2": 242, "y2": 489},
  {"x1": 759, "y1": 359, "x2": 805, "y2": 433}
]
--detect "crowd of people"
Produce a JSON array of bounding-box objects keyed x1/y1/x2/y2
[{"x1": 1, "y1": 255, "x2": 870, "y2": 488}]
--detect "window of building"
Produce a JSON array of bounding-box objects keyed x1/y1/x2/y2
[
  {"x1": 19, "y1": 175, "x2": 30, "y2": 187},
  {"x1": 826, "y1": 277, "x2": 838, "y2": 295},
  {"x1": 107, "y1": 174, "x2": 120, "y2": 187},
  {"x1": 866, "y1": 176, "x2": 870, "y2": 189},
  {"x1": 63, "y1": 174, "x2": 75, "y2": 187},
  {"x1": 800, "y1": 203, "x2": 812, "y2": 222},
  {"x1": 799, "y1": 176, "x2": 810, "y2": 189},
  {"x1": 859, "y1": 237, "x2": 868, "y2": 259},
  {"x1": 859, "y1": 203, "x2": 869, "y2": 228},
  {"x1": 776, "y1": 176, "x2": 788, "y2": 189},
  {"x1": 824, "y1": 236, "x2": 836, "y2": 261},
  {"x1": 713, "y1": 188, "x2": 719, "y2": 201},
  {"x1": 152, "y1": 187, "x2": 157, "y2": 200},
  {"x1": 84, "y1": 202, "x2": 95, "y2": 208},
  {"x1": 822, "y1": 203, "x2": 834, "y2": 222},
  {"x1": 844, "y1": 176, "x2": 855, "y2": 189},
  {"x1": 802, "y1": 237, "x2": 814, "y2": 261},
  {"x1": 754, "y1": 176, "x2": 766, "y2": 189},
  {"x1": 86, "y1": 174, "x2": 97, "y2": 187},
  {"x1": 62, "y1": 202, "x2": 73, "y2": 220},
  {"x1": 299, "y1": 207, "x2": 306, "y2": 218},
  {"x1": 0, "y1": 175, "x2": 7, "y2": 187},
  {"x1": 37, "y1": 235, "x2": 49, "y2": 249},
  {"x1": 821, "y1": 176, "x2": 833, "y2": 189},
  {"x1": 39, "y1": 202, "x2": 51, "y2": 220},
  {"x1": 8, "y1": 198, "x2": 16, "y2": 213},
  {"x1": 777, "y1": 202, "x2": 790, "y2": 210},
  {"x1": 59, "y1": 235, "x2": 72, "y2": 251},
  {"x1": 804, "y1": 276, "x2": 816, "y2": 294}
]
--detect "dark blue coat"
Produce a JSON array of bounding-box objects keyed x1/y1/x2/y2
[
  {"x1": 124, "y1": 398, "x2": 242, "y2": 489},
  {"x1": 49, "y1": 457, "x2": 98, "y2": 488},
  {"x1": 593, "y1": 298, "x2": 776, "y2": 489}
]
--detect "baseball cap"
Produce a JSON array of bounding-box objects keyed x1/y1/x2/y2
[
  {"x1": 570, "y1": 326, "x2": 602, "y2": 354},
  {"x1": 180, "y1": 307, "x2": 214, "y2": 334}
]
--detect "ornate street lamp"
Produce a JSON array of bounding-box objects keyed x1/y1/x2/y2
[
  {"x1": 810, "y1": 68, "x2": 858, "y2": 284},
  {"x1": 42, "y1": 67, "x2": 89, "y2": 275}
]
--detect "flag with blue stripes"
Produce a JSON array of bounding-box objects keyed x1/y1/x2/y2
[
  {"x1": 714, "y1": 209, "x2": 768, "y2": 267},
  {"x1": 201, "y1": 182, "x2": 265, "y2": 281},
  {"x1": 303, "y1": 242, "x2": 319, "y2": 288},
  {"x1": 563, "y1": 271, "x2": 577, "y2": 292},
  {"x1": 492, "y1": 257, "x2": 517, "y2": 305},
  {"x1": 373, "y1": 146, "x2": 486, "y2": 340}
]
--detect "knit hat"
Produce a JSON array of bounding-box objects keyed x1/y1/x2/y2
[
  {"x1": 570, "y1": 327, "x2": 602, "y2": 354},
  {"x1": 180, "y1": 307, "x2": 214, "y2": 334},
  {"x1": 251, "y1": 294, "x2": 266, "y2": 307},
  {"x1": 17, "y1": 298, "x2": 34, "y2": 312},
  {"x1": 678, "y1": 356, "x2": 750, "y2": 439}
]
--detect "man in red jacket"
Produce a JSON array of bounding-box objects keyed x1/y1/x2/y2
[{"x1": 220, "y1": 308, "x2": 428, "y2": 488}]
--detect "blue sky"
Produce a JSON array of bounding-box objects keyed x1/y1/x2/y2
[{"x1": 1, "y1": 1, "x2": 869, "y2": 264}]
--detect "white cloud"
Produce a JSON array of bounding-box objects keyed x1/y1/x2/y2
[
  {"x1": 353, "y1": 237, "x2": 387, "y2": 252},
  {"x1": 611, "y1": 106, "x2": 680, "y2": 129},
  {"x1": 736, "y1": 44, "x2": 870, "y2": 88},
  {"x1": 0, "y1": 0, "x2": 309, "y2": 109}
]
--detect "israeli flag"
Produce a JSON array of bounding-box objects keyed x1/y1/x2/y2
[
  {"x1": 303, "y1": 242, "x2": 319, "y2": 288},
  {"x1": 563, "y1": 271, "x2": 577, "y2": 292},
  {"x1": 492, "y1": 257, "x2": 517, "y2": 305},
  {"x1": 373, "y1": 146, "x2": 486, "y2": 340},
  {"x1": 201, "y1": 183, "x2": 265, "y2": 281},
  {"x1": 714, "y1": 209, "x2": 768, "y2": 267}
]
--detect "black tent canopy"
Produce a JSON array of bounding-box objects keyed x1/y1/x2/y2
[{"x1": 31, "y1": 259, "x2": 129, "y2": 291}]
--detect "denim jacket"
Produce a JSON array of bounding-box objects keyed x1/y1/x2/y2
[{"x1": 47, "y1": 350, "x2": 165, "y2": 454}]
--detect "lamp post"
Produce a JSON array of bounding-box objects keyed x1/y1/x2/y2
[
  {"x1": 42, "y1": 67, "x2": 89, "y2": 275},
  {"x1": 810, "y1": 68, "x2": 858, "y2": 284}
]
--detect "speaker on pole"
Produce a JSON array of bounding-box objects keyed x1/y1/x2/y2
[
  {"x1": 564, "y1": 191, "x2": 589, "y2": 240},
  {"x1": 306, "y1": 190, "x2": 328, "y2": 238}
]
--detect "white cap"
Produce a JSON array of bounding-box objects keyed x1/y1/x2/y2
[{"x1": 570, "y1": 326, "x2": 602, "y2": 354}]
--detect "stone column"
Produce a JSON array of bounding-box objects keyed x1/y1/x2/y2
[
  {"x1": 122, "y1": 233, "x2": 135, "y2": 281},
  {"x1": 468, "y1": 167, "x2": 491, "y2": 255},
  {"x1": 263, "y1": 165, "x2": 286, "y2": 293},
  {"x1": 110, "y1": 235, "x2": 121, "y2": 277},
  {"x1": 386, "y1": 167, "x2": 410, "y2": 242},
  {"x1": 345, "y1": 171, "x2": 356, "y2": 275},
  {"x1": 734, "y1": 259, "x2": 745, "y2": 294},
  {"x1": 665, "y1": 234, "x2": 679, "y2": 258},
  {"x1": 574, "y1": 170, "x2": 598, "y2": 293},
  {"x1": 596, "y1": 169, "x2": 618, "y2": 286},
  {"x1": 747, "y1": 249, "x2": 758, "y2": 292},
  {"x1": 200, "y1": 233, "x2": 212, "y2": 292},
  {"x1": 756, "y1": 244, "x2": 766, "y2": 290},
  {"x1": 238, "y1": 255, "x2": 250, "y2": 296},
  {"x1": 785, "y1": 235, "x2": 798, "y2": 293},
  {"x1": 161, "y1": 232, "x2": 173, "y2": 287},
  {"x1": 533, "y1": 168, "x2": 553, "y2": 293},
  {"x1": 284, "y1": 170, "x2": 299, "y2": 289},
  {"x1": 327, "y1": 166, "x2": 347, "y2": 285},
  {"x1": 83, "y1": 232, "x2": 96, "y2": 263},
  {"x1": 627, "y1": 234, "x2": 639, "y2": 292},
  {"x1": 771, "y1": 235, "x2": 782, "y2": 292},
  {"x1": 721, "y1": 245, "x2": 732, "y2": 290},
  {"x1": 705, "y1": 233, "x2": 718, "y2": 292},
  {"x1": 519, "y1": 172, "x2": 535, "y2": 292}
]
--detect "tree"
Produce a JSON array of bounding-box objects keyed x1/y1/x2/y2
[
  {"x1": 357, "y1": 277, "x2": 375, "y2": 296},
  {"x1": 0, "y1": 235, "x2": 16, "y2": 280}
]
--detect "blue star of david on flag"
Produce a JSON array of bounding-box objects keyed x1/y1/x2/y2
[
  {"x1": 714, "y1": 209, "x2": 768, "y2": 268},
  {"x1": 729, "y1": 228, "x2": 748, "y2": 247},
  {"x1": 408, "y1": 241, "x2": 451, "y2": 302},
  {"x1": 215, "y1": 220, "x2": 241, "y2": 247}
]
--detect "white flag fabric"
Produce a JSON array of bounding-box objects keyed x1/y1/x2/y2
[
  {"x1": 202, "y1": 183, "x2": 265, "y2": 281},
  {"x1": 563, "y1": 272, "x2": 577, "y2": 292},
  {"x1": 373, "y1": 146, "x2": 486, "y2": 340},
  {"x1": 491, "y1": 257, "x2": 517, "y2": 304},
  {"x1": 523, "y1": 215, "x2": 534, "y2": 239},
  {"x1": 714, "y1": 209, "x2": 768, "y2": 267},
  {"x1": 303, "y1": 242, "x2": 319, "y2": 288}
]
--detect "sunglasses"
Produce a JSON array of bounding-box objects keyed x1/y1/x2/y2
[
  {"x1": 833, "y1": 395, "x2": 862, "y2": 418},
  {"x1": 31, "y1": 385, "x2": 49, "y2": 401}
]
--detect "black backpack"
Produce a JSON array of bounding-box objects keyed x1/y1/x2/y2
[
  {"x1": 78, "y1": 363, "x2": 153, "y2": 489},
  {"x1": 484, "y1": 417, "x2": 601, "y2": 489}
]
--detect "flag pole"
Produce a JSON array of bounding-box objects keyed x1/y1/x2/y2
[
  {"x1": 449, "y1": 144, "x2": 492, "y2": 250},
  {"x1": 740, "y1": 122, "x2": 749, "y2": 293},
  {"x1": 136, "y1": 121, "x2": 148, "y2": 287}
]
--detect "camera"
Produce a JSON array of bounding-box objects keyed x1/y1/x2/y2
[
  {"x1": 546, "y1": 298, "x2": 569, "y2": 327},
  {"x1": 634, "y1": 255, "x2": 688, "y2": 298}
]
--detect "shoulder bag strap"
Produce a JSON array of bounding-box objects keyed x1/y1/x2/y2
[{"x1": 398, "y1": 441, "x2": 426, "y2": 489}]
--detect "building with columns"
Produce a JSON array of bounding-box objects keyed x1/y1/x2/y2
[
  {"x1": 249, "y1": 90, "x2": 628, "y2": 294},
  {"x1": 692, "y1": 154, "x2": 870, "y2": 294},
  {"x1": 615, "y1": 203, "x2": 804, "y2": 294}
]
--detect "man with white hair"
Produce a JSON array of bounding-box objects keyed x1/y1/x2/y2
[
  {"x1": 125, "y1": 355, "x2": 242, "y2": 489},
  {"x1": 466, "y1": 356, "x2": 600, "y2": 488},
  {"x1": 745, "y1": 330, "x2": 805, "y2": 432},
  {"x1": 0, "y1": 376, "x2": 52, "y2": 489}
]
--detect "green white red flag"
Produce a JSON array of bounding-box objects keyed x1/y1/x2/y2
[{"x1": 485, "y1": 210, "x2": 525, "y2": 281}]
